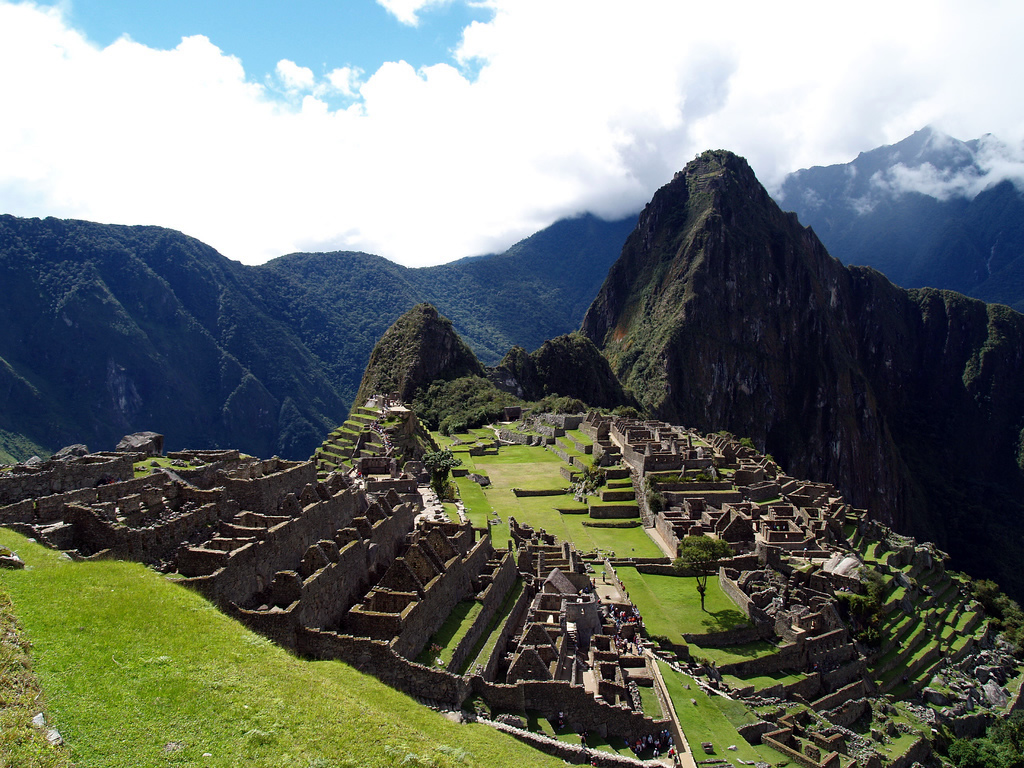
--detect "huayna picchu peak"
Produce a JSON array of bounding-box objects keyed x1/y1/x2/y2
[{"x1": 583, "y1": 149, "x2": 1024, "y2": 598}]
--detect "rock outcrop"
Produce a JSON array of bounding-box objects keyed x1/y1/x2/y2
[{"x1": 489, "y1": 333, "x2": 633, "y2": 409}]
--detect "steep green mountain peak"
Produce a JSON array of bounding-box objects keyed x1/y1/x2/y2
[{"x1": 354, "y1": 303, "x2": 486, "y2": 407}]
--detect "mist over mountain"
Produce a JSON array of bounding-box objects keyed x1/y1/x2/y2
[
  {"x1": 779, "y1": 126, "x2": 1024, "y2": 310},
  {"x1": 583, "y1": 150, "x2": 1024, "y2": 596}
]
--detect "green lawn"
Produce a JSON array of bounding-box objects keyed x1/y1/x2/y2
[
  {"x1": 636, "y1": 685, "x2": 663, "y2": 719},
  {"x1": 614, "y1": 568, "x2": 751, "y2": 643},
  {"x1": 658, "y1": 663, "x2": 787, "y2": 766},
  {"x1": 688, "y1": 640, "x2": 781, "y2": 668},
  {"x1": 417, "y1": 600, "x2": 483, "y2": 668},
  {"x1": 0, "y1": 530, "x2": 563, "y2": 768},
  {"x1": 471, "y1": 446, "x2": 662, "y2": 559}
]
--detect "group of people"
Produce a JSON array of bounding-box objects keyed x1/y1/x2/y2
[
  {"x1": 609, "y1": 604, "x2": 643, "y2": 628},
  {"x1": 630, "y1": 729, "x2": 675, "y2": 759}
]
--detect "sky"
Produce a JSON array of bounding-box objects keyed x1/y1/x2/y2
[{"x1": 1, "y1": 0, "x2": 1023, "y2": 267}]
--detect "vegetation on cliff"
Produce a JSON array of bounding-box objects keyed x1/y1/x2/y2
[{"x1": 353, "y1": 303, "x2": 485, "y2": 407}]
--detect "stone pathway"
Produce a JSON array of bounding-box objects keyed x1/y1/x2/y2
[{"x1": 416, "y1": 485, "x2": 451, "y2": 524}]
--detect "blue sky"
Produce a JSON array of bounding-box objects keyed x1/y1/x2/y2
[
  {"x1": 62, "y1": 0, "x2": 488, "y2": 94},
  {"x1": 1, "y1": 0, "x2": 1023, "y2": 267}
]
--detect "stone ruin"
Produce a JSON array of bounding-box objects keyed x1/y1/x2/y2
[{"x1": 0, "y1": 437, "x2": 673, "y2": 758}]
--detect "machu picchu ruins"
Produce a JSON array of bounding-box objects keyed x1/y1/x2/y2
[{"x1": 2, "y1": 398, "x2": 1018, "y2": 768}]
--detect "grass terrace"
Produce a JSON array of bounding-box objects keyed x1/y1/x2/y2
[
  {"x1": 658, "y1": 663, "x2": 788, "y2": 766},
  {"x1": 0, "y1": 529, "x2": 563, "y2": 768},
  {"x1": 133, "y1": 456, "x2": 207, "y2": 477},
  {"x1": 613, "y1": 568, "x2": 752, "y2": 644},
  {"x1": 416, "y1": 599, "x2": 483, "y2": 669},
  {"x1": 463, "y1": 579, "x2": 524, "y2": 674},
  {"x1": 722, "y1": 670, "x2": 805, "y2": 691}
]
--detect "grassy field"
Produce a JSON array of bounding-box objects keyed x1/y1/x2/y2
[
  {"x1": 0, "y1": 529, "x2": 564, "y2": 768},
  {"x1": 658, "y1": 662, "x2": 788, "y2": 766},
  {"x1": 465, "y1": 443, "x2": 662, "y2": 559},
  {"x1": 614, "y1": 568, "x2": 751, "y2": 643}
]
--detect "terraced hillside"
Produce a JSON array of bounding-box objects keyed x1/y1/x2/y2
[
  {"x1": 313, "y1": 404, "x2": 435, "y2": 480},
  {"x1": 845, "y1": 522, "x2": 988, "y2": 699}
]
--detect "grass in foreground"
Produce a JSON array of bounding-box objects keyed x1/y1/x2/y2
[
  {"x1": 0, "y1": 585, "x2": 72, "y2": 768},
  {"x1": 0, "y1": 529, "x2": 564, "y2": 768}
]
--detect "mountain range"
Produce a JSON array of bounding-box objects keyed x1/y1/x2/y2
[
  {"x1": 779, "y1": 126, "x2": 1024, "y2": 311},
  {"x1": 581, "y1": 150, "x2": 1024, "y2": 597},
  {"x1": 0, "y1": 212, "x2": 633, "y2": 463}
]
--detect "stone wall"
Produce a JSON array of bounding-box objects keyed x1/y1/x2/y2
[
  {"x1": 589, "y1": 504, "x2": 640, "y2": 519},
  {"x1": 811, "y1": 680, "x2": 864, "y2": 713},
  {"x1": 683, "y1": 624, "x2": 768, "y2": 648},
  {"x1": 497, "y1": 429, "x2": 547, "y2": 447},
  {"x1": 221, "y1": 460, "x2": 317, "y2": 515},
  {"x1": 298, "y1": 629, "x2": 670, "y2": 742},
  {"x1": 295, "y1": 506, "x2": 417, "y2": 629},
  {"x1": 819, "y1": 697, "x2": 869, "y2": 729},
  {"x1": 392, "y1": 536, "x2": 495, "y2": 659},
  {"x1": 486, "y1": 720, "x2": 658, "y2": 767},
  {"x1": 61, "y1": 501, "x2": 222, "y2": 564},
  {"x1": 761, "y1": 728, "x2": 840, "y2": 768},
  {"x1": 180, "y1": 488, "x2": 374, "y2": 608},
  {"x1": 0, "y1": 453, "x2": 135, "y2": 506},
  {"x1": 449, "y1": 552, "x2": 517, "y2": 675},
  {"x1": 484, "y1": 579, "x2": 534, "y2": 680},
  {"x1": 539, "y1": 414, "x2": 585, "y2": 430},
  {"x1": 718, "y1": 568, "x2": 755, "y2": 619}
]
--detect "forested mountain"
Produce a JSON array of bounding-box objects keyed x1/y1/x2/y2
[
  {"x1": 583, "y1": 150, "x2": 1024, "y2": 596},
  {"x1": 779, "y1": 127, "x2": 1024, "y2": 311},
  {"x1": 0, "y1": 212, "x2": 634, "y2": 462}
]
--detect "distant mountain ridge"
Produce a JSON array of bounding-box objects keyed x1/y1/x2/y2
[
  {"x1": 582, "y1": 150, "x2": 1024, "y2": 596},
  {"x1": 779, "y1": 126, "x2": 1024, "y2": 311},
  {"x1": 0, "y1": 212, "x2": 635, "y2": 461}
]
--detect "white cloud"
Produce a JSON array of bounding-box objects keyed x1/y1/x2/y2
[
  {"x1": 276, "y1": 58, "x2": 315, "y2": 91},
  {"x1": 376, "y1": 0, "x2": 452, "y2": 26},
  {"x1": 1, "y1": 0, "x2": 1024, "y2": 267},
  {"x1": 863, "y1": 133, "x2": 1024, "y2": 204},
  {"x1": 326, "y1": 66, "x2": 362, "y2": 97}
]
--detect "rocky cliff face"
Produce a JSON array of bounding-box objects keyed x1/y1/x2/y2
[
  {"x1": 582, "y1": 150, "x2": 1024, "y2": 594},
  {"x1": 354, "y1": 303, "x2": 486, "y2": 407},
  {"x1": 488, "y1": 333, "x2": 633, "y2": 409}
]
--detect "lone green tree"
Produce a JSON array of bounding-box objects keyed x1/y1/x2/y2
[
  {"x1": 423, "y1": 448, "x2": 462, "y2": 499},
  {"x1": 673, "y1": 535, "x2": 733, "y2": 611}
]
